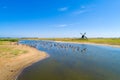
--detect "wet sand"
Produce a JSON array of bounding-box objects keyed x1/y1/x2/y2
[{"x1": 0, "y1": 44, "x2": 49, "y2": 80}]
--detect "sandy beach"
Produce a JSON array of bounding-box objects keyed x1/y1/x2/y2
[{"x1": 0, "y1": 44, "x2": 49, "y2": 80}]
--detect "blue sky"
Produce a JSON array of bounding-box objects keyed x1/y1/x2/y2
[{"x1": 0, "y1": 0, "x2": 120, "y2": 38}]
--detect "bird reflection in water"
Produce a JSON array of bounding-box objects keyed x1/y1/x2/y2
[{"x1": 19, "y1": 40, "x2": 87, "y2": 54}]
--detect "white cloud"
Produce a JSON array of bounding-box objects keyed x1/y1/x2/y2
[
  {"x1": 58, "y1": 7, "x2": 68, "y2": 11},
  {"x1": 55, "y1": 23, "x2": 80, "y2": 28},
  {"x1": 59, "y1": 24, "x2": 68, "y2": 27},
  {"x1": 70, "y1": 5, "x2": 91, "y2": 16},
  {"x1": 72, "y1": 10, "x2": 87, "y2": 15},
  {"x1": 55, "y1": 24, "x2": 68, "y2": 28}
]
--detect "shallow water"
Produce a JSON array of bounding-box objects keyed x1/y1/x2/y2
[{"x1": 17, "y1": 40, "x2": 120, "y2": 80}]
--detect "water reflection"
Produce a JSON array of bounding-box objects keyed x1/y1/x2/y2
[
  {"x1": 20, "y1": 40, "x2": 87, "y2": 54},
  {"x1": 18, "y1": 40, "x2": 120, "y2": 80}
]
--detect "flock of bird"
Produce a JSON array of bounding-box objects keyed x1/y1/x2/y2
[{"x1": 20, "y1": 40, "x2": 87, "y2": 53}]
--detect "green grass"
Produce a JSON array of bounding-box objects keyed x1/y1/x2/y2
[
  {"x1": 0, "y1": 38, "x2": 19, "y2": 42},
  {"x1": 86, "y1": 38, "x2": 120, "y2": 45},
  {"x1": 0, "y1": 38, "x2": 19, "y2": 45},
  {"x1": 0, "y1": 41, "x2": 10, "y2": 45},
  {"x1": 0, "y1": 46, "x2": 28, "y2": 57},
  {"x1": 0, "y1": 38, "x2": 27, "y2": 58},
  {"x1": 10, "y1": 49, "x2": 28, "y2": 55}
]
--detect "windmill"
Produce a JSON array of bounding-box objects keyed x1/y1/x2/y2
[{"x1": 80, "y1": 33, "x2": 88, "y2": 39}]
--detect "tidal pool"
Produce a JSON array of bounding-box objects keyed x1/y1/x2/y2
[{"x1": 17, "y1": 40, "x2": 120, "y2": 80}]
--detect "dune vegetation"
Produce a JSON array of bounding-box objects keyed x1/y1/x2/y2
[
  {"x1": 0, "y1": 38, "x2": 27, "y2": 58},
  {"x1": 0, "y1": 38, "x2": 48, "y2": 80}
]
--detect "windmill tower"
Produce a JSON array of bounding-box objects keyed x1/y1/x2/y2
[{"x1": 80, "y1": 33, "x2": 88, "y2": 39}]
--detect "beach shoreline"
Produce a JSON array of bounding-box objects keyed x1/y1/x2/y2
[{"x1": 0, "y1": 44, "x2": 49, "y2": 80}]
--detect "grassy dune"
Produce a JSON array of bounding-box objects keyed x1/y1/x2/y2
[
  {"x1": 0, "y1": 46, "x2": 27, "y2": 58},
  {"x1": 0, "y1": 38, "x2": 48, "y2": 80},
  {"x1": 0, "y1": 38, "x2": 19, "y2": 45},
  {"x1": 0, "y1": 39, "x2": 27, "y2": 58},
  {"x1": 86, "y1": 38, "x2": 120, "y2": 45},
  {"x1": 54, "y1": 38, "x2": 120, "y2": 45},
  {"x1": 0, "y1": 38, "x2": 19, "y2": 42}
]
